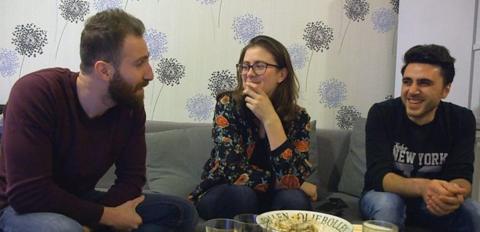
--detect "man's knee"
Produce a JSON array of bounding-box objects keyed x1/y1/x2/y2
[
  {"x1": 1, "y1": 208, "x2": 83, "y2": 232},
  {"x1": 360, "y1": 190, "x2": 405, "y2": 226}
]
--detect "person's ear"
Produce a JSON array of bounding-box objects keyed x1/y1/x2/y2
[
  {"x1": 94, "y1": 61, "x2": 114, "y2": 81},
  {"x1": 277, "y1": 68, "x2": 288, "y2": 83},
  {"x1": 442, "y1": 83, "x2": 451, "y2": 99}
]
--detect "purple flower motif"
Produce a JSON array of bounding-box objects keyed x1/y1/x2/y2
[
  {"x1": 124, "y1": 0, "x2": 140, "y2": 10},
  {"x1": 339, "y1": 0, "x2": 369, "y2": 52},
  {"x1": 318, "y1": 78, "x2": 347, "y2": 109},
  {"x1": 186, "y1": 93, "x2": 215, "y2": 121},
  {"x1": 155, "y1": 58, "x2": 186, "y2": 86},
  {"x1": 12, "y1": 23, "x2": 48, "y2": 58},
  {"x1": 59, "y1": 0, "x2": 90, "y2": 23},
  {"x1": 344, "y1": 0, "x2": 370, "y2": 22},
  {"x1": 196, "y1": 0, "x2": 224, "y2": 28},
  {"x1": 336, "y1": 105, "x2": 362, "y2": 130},
  {"x1": 232, "y1": 14, "x2": 264, "y2": 44},
  {"x1": 287, "y1": 43, "x2": 308, "y2": 70},
  {"x1": 57, "y1": 0, "x2": 89, "y2": 58},
  {"x1": 303, "y1": 21, "x2": 334, "y2": 53},
  {"x1": 145, "y1": 29, "x2": 168, "y2": 61},
  {"x1": 372, "y1": 8, "x2": 397, "y2": 33},
  {"x1": 303, "y1": 21, "x2": 334, "y2": 90},
  {"x1": 207, "y1": 70, "x2": 236, "y2": 98},
  {"x1": 391, "y1": 0, "x2": 399, "y2": 14},
  {"x1": 196, "y1": 0, "x2": 218, "y2": 5},
  {"x1": 93, "y1": 0, "x2": 122, "y2": 11},
  {"x1": 151, "y1": 58, "x2": 186, "y2": 119},
  {"x1": 0, "y1": 49, "x2": 19, "y2": 78}
]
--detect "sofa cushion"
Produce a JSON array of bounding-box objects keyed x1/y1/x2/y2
[
  {"x1": 146, "y1": 121, "x2": 319, "y2": 197},
  {"x1": 146, "y1": 127, "x2": 213, "y2": 197},
  {"x1": 305, "y1": 120, "x2": 318, "y2": 185},
  {"x1": 337, "y1": 118, "x2": 367, "y2": 197}
]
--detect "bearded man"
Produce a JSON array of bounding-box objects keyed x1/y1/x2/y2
[{"x1": 0, "y1": 9, "x2": 197, "y2": 232}]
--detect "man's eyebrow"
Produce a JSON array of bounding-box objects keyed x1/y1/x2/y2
[{"x1": 135, "y1": 53, "x2": 150, "y2": 62}]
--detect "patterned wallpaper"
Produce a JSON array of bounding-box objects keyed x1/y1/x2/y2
[{"x1": 0, "y1": 0, "x2": 399, "y2": 130}]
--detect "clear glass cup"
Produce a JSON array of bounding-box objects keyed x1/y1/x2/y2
[
  {"x1": 233, "y1": 214, "x2": 264, "y2": 232},
  {"x1": 362, "y1": 220, "x2": 399, "y2": 232},
  {"x1": 204, "y1": 218, "x2": 237, "y2": 232}
]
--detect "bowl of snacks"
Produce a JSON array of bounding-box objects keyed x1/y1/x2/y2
[{"x1": 256, "y1": 210, "x2": 353, "y2": 232}]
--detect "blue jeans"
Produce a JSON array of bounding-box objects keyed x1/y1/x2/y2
[
  {"x1": 0, "y1": 192, "x2": 198, "y2": 232},
  {"x1": 360, "y1": 190, "x2": 480, "y2": 232},
  {"x1": 196, "y1": 184, "x2": 311, "y2": 220}
]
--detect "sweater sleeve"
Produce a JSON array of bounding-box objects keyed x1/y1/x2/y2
[
  {"x1": 441, "y1": 108, "x2": 476, "y2": 182},
  {"x1": 364, "y1": 103, "x2": 395, "y2": 192},
  {"x1": 270, "y1": 110, "x2": 313, "y2": 189},
  {"x1": 2, "y1": 75, "x2": 103, "y2": 226},
  {"x1": 98, "y1": 108, "x2": 146, "y2": 207}
]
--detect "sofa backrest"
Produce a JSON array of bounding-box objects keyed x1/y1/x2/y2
[
  {"x1": 314, "y1": 129, "x2": 351, "y2": 197},
  {"x1": 97, "y1": 120, "x2": 355, "y2": 197}
]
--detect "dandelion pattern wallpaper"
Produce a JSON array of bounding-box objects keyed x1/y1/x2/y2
[{"x1": 0, "y1": 0, "x2": 398, "y2": 130}]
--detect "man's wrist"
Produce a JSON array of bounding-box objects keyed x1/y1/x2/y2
[{"x1": 100, "y1": 207, "x2": 114, "y2": 226}]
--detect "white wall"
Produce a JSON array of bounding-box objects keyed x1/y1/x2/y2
[
  {"x1": 394, "y1": 0, "x2": 477, "y2": 108},
  {"x1": 472, "y1": 0, "x2": 480, "y2": 127}
]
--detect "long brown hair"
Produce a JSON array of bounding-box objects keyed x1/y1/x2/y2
[{"x1": 232, "y1": 35, "x2": 301, "y2": 126}]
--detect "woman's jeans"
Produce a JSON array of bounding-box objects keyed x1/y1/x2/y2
[
  {"x1": 360, "y1": 190, "x2": 480, "y2": 232},
  {"x1": 196, "y1": 184, "x2": 312, "y2": 220},
  {"x1": 0, "y1": 192, "x2": 198, "y2": 232}
]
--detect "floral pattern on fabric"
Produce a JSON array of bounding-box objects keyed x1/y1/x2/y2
[{"x1": 190, "y1": 92, "x2": 313, "y2": 200}]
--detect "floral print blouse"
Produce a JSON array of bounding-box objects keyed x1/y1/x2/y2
[{"x1": 189, "y1": 92, "x2": 313, "y2": 201}]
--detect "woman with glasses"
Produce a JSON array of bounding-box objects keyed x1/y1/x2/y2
[{"x1": 189, "y1": 35, "x2": 316, "y2": 220}]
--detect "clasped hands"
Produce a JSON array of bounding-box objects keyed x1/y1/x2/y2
[
  {"x1": 90, "y1": 195, "x2": 145, "y2": 232},
  {"x1": 422, "y1": 179, "x2": 467, "y2": 216}
]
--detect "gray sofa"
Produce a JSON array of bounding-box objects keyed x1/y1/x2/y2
[
  {"x1": 97, "y1": 119, "x2": 367, "y2": 221},
  {"x1": 97, "y1": 119, "x2": 428, "y2": 231}
]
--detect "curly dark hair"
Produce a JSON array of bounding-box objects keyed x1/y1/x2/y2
[{"x1": 401, "y1": 44, "x2": 455, "y2": 85}]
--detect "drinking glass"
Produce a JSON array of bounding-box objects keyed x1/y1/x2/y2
[
  {"x1": 205, "y1": 218, "x2": 237, "y2": 232},
  {"x1": 233, "y1": 214, "x2": 264, "y2": 232},
  {"x1": 362, "y1": 220, "x2": 399, "y2": 232}
]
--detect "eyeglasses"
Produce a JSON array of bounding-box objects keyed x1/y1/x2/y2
[{"x1": 236, "y1": 62, "x2": 281, "y2": 75}]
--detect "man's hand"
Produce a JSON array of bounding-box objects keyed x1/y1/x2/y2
[
  {"x1": 100, "y1": 195, "x2": 145, "y2": 231},
  {"x1": 422, "y1": 180, "x2": 466, "y2": 216}
]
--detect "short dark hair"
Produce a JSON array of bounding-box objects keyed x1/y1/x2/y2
[
  {"x1": 400, "y1": 44, "x2": 456, "y2": 85},
  {"x1": 79, "y1": 9, "x2": 145, "y2": 73}
]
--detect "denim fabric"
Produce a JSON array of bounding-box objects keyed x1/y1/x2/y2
[
  {"x1": 196, "y1": 184, "x2": 311, "y2": 220},
  {"x1": 0, "y1": 206, "x2": 83, "y2": 232},
  {"x1": 0, "y1": 192, "x2": 198, "y2": 232},
  {"x1": 360, "y1": 190, "x2": 480, "y2": 232}
]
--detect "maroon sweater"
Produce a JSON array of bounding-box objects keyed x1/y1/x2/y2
[{"x1": 0, "y1": 68, "x2": 146, "y2": 226}]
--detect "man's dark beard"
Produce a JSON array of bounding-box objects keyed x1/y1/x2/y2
[{"x1": 108, "y1": 72, "x2": 146, "y2": 108}]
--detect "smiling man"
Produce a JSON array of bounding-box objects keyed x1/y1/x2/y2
[
  {"x1": 360, "y1": 44, "x2": 480, "y2": 231},
  {"x1": 0, "y1": 9, "x2": 197, "y2": 232}
]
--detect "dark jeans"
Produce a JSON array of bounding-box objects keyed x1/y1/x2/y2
[
  {"x1": 196, "y1": 184, "x2": 312, "y2": 220},
  {"x1": 360, "y1": 190, "x2": 480, "y2": 232},
  {"x1": 0, "y1": 191, "x2": 198, "y2": 232}
]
